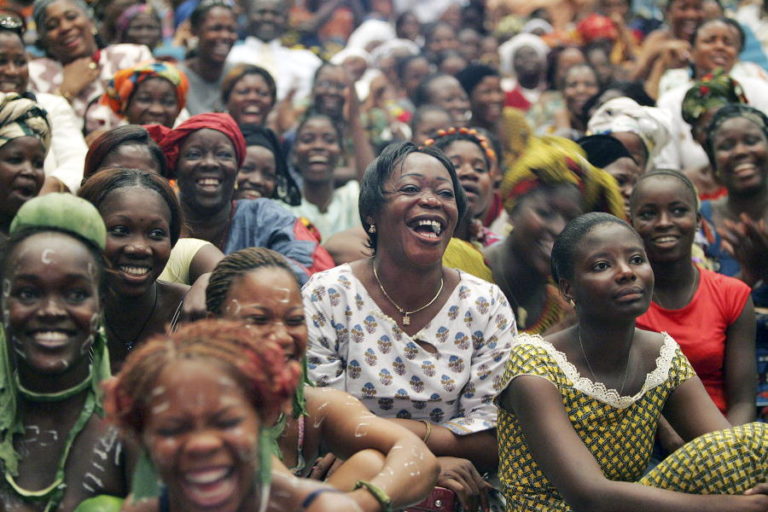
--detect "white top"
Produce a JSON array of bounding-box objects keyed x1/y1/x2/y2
[
  {"x1": 304, "y1": 264, "x2": 516, "y2": 434},
  {"x1": 283, "y1": 180, "x2": 360, "y2": 241},
  {"x1": 37, "y1": 92, "x2": 87, "y2": 193},
  {"x1": 226, "y1": 37, "x2": 321, "y2": 104}
]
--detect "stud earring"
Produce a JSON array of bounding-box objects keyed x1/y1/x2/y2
[{"x1": 368, "y1": 224, "x2": 377, "y2": 234}]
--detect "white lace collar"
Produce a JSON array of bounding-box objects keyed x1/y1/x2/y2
[{"x1": 514, "y1": 332, "x2": 679, "y2": 409}]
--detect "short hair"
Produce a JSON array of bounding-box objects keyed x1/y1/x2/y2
[
  {"x1": 295, "y1": 111, "x2": 344, "y2": 144},
  {"x1": 105, "y1": 319, "x2": 301, "y2": 436},
  {"x1": 395, "y1": 54, "x2": 430, "y2": 84},
  {"x1": 410, "y1": 104, "x2": 451, "y2": 135},
  {"x1": 83, "y1": 125, "x2": 169, "y2": 180},
  {"x1": 693, "y1": 17, "x2": 744, "y2": 51},
  {"x1": 358, "y1": 141, "x2": 468, "y2": 251},
  {"x1": 206, "y1": 247, "x2": 297, "y2": 316},
  {"x1": 78, "y1": 168, "x2": 183, "y2": 246},
  {"x1": 221, "y1": 64, "x2": 277, "y2": 105},
  {"x1": 413, "y1": 73, "x2": 452, "y2": 107},
  {"x1": 551, "y1": 212, "x2": 635, "y2": 283},
  {"x1": 190, "y1": 0, "x2": 233, "y2": 31},
  {"x1": 629, "y1": 169, "x2": 699, "y2": 213}
]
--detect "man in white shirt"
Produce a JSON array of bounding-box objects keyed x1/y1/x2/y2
[{"x1": 227, "y1": 0, "x2": 321, "y2": 104}]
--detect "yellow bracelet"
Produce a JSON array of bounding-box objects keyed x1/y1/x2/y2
[{"x1": 421, "y1": 420, "x2": 432, "y2": 444}]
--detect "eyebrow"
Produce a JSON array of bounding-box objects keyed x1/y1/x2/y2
[{"x1": 398, "y1": 172, "x2": 450, "y2": 182}]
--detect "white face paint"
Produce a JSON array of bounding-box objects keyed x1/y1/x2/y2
[
  {"x1": 41, "y1": 248, "x2": 56, "y2": 265},
  {"x1": 353, "y1": 422, "x2": 369, "y2": 438},
  {"x1": 224, "y1": 298, "x2": 242, "y2": 316},
  {"x1": 273, "y1": 287, "x2": 291, "y2": 304}
]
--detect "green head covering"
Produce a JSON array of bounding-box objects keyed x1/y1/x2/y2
[
  {"x1": 10, "y1": 193, "x2": 106, "y2": 250},
  {"x1": 681, "y1": 69, "x2": 748, "y2": 126}
]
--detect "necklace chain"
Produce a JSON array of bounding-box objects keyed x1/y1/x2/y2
[
  {"x1": 577, "y1": 327, "x2": 633, "y2": 395},
  {"x1": 372, "y1": 262, "x2": 444, "y2": 326},
  {"x1": 107, "y1": 284, "x2": 159, "y2": 351}
]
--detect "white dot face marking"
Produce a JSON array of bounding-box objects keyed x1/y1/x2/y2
[{"x1": 41, "y1": 248, "x2": 56, "y2": 265}]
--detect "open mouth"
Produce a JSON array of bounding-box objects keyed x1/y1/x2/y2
[
  {"x1": 181, "y1": 466, "x2": 237, "y2": 508},
  {"x1": 241, "y1": 105, "x2": 263, "y2": 119},
  {"x1": 29, "y1": 329, "x2": 74, "y2": 349},
  {"x1": 732, "y1": 162, "x2": 759, "y2": 180},
  {"x1": 652, "y1": 235, "x2": 679, "y2": 248},
  {"x1": 12, "y1": 183, "x2": 37, "y2": 200},
  {"x1": 196, "y1": 177, "x2": 222, "y2": 193},
  {"x1": 60, "y1": 34, "x2": 82, "y2": 50},
  {"x1": 407, "y1": 217, "x2": 445, "y2": 240}
]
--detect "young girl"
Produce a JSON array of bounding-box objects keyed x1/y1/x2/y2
[{"x1": 497, "y1": 212, "x2": 768, "y2": 511}]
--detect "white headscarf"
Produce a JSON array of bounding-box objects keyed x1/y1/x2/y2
[
  {"x1": 498, "y1": 33, "x2": 550, "y2": 76},
  {"x1": 347, "y1": 19, "x2": 396, "y2": 52}
]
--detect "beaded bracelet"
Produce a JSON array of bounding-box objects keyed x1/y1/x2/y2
[{"x1": 354, "y1": 480, "x2": 393, "y2": 512}]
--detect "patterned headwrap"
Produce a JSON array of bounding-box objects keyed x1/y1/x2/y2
[
  {"x1": 423, "y1": 126, "x2": 497, "y2": 167},
  {"x1": 587, "y1": 97, "x2": 671, "y2": 172},
  {"x1": 0, "y1": 194, "x2": 110, "y2": 479},
  {"x1": 159, "y1": 112, "x2": 246, "y2": 173},
  {"x1": 241, "y1": 125, "x2": 302, "y2": 206},
  {"x1": 704, "y1": 103, "x2": 768, "y2": 167},
  {"x1": 500, "y1": 136, "x2": 625, "y2": 218},
  {"x1": 101, "y1": 61, "x2": 189, "y2": 116},
  {"x1": 576, "y1": 14, "x2": 618, "y2": 44},
  {"x1": 0, "y1": 92, "x2": 51, "y2": 153},
  {"x1": 115, "y1": 4, "x2": 157, "y2": 41},
  {"x1": 681, "y1": 69, "x2": 748, "y2": 126}
]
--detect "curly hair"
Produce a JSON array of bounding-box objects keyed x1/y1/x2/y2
[{"x1": 105, "y1": 319, "x2": 301, "y2": 436}]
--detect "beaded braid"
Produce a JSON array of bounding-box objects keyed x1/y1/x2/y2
[
  {"x1": 423, "y1": 126, "x2": 497, "y2": 169},
  {"x1": 206, "y1": 247, "x2": 297, "y2": 316}
]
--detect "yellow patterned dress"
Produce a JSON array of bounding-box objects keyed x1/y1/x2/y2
[{"x1": 497, "y1": 333, "x2": 768, "y2": 511}]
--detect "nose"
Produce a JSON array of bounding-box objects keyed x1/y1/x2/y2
[
  {"x1": 125, "y1": 235, "x2": 151, "y2": 257},
  {"x1": 267, "y1": 321, "x2": 292, "y2": 348},
  {"x1": 39, "y1": 295, "x2": 66, "y2": 318},
  {"x1": 548, "y1": 213, "x2": 568, "y2": 237},
  {"x1": 458, "y1": 163, "x2": 478, "y2": 181},
  {"x1": 615, "y1": 259, "x2": 637, "y2": 281},
  {"x1": 657, "y1": 210, "x2": 673, "y2": 228},
  {"x1": 185, "y1": 430, "x2": 224, "y2": 457}
]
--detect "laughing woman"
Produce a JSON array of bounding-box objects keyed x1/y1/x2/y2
[
  {"x1": 0, "y1": 194, "x2": 127, "y2": 511},
  {"x1": 79, "y1": 168, "x2": 188, "y2": 369},
  {"x1": 305, "y1": 142, "x2": 516, "y2": 510}
]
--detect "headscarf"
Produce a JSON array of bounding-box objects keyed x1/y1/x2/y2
[
  {"x1": 522, "y1": 18, "x2": 554, "y2": 35},
  {"x1": 498, "y1": 33, "x2": 550, "y2": 76},
  {"x1": 241, "y1": 125, "x2": 301, "y2": 206},
  {"x1": 456, "y1": 64, "x2": 499, "y2": 97},
  {"x1": 33, "y1": 0, "x2": 92, "y2": 44},
  {"x1": 347, "y1": 19, "x2": 396, "y2": 52},
  {"x1": 586, "y1": 97, "x2": 672, "y2": 172},
  {"x1": 577, "y1": 134, "x2": 635, "y2": 168},
  {"x1": 330, "y1": 47, "x2": 371, "y2": 67},
  {"x1": 681, "y1": 69, "x2": 748, "y2": 126},
  {"x1": 115, "y1": 4, "x2": 157, "y2": 41},
  {"x1": 0, "y1": 194, "x2": 110, "y2": 478},
  {"x1": 158, "y1": 112, "x2": 246, "y2": 173},
  {"x1": 102, "y1": 61, "x2": 189, "y2": 116},
  {"x1": 500, "y1": 136, "x2": 625, "y2": 218},
  {"x1": 369, "y1": 38, "x2": 420, "y2": 68},
  {"x1": 575, "y1": 14, "x2": 618, "y2": 44},
  {"x1": 704, "y1": 104, "x2": 768, "y2": 167},
  {"x1": 0, "y1": 92, "x2": 51, "y2": 153}
]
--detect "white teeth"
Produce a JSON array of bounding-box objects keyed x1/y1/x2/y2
[
  {"x1": 198, "y1": 178, "x2": 220, "y2": 186},
  {"x1": 416, "y1": 219, "x2": 442, "y2": 235},
  {"x1": 35, "y1": 331, "x2": 68, "y2": 341},
  {"x1": 120, "y1": 265, "x2": 150, "y2": 276},
  {"x1": 185, "y1": 467, "x2": 229, "y2": 484},
  {"x1": 655, "y1": 236, "x2": 677, "y2": 243}
]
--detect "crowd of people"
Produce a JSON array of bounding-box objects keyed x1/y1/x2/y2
[{"x1": 2, "y1": 0, "x2": 768, "y2": 510}]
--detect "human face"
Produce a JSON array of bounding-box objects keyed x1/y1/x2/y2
[
  {"x1": 374, "y1": 153, "x2": 459, "y2": 266},
  {"x1": 427, "y1": 24, "x2": 458, "y2": 56},
  {"x1": 667, "y1": 0, "x2": 704, "y2": 41},
  {"x1": 100, "y1": 186, "x2": 172, "y2": 298},
  {"x1": 235, "y1": 145, "x2": 276, "y2": 200},
  {"x1": 401, "y1": 57, "x2": 430, "y2": 100},
  {"x1": 396, "y1": 12, "x2": 420, "y2": 41},
  {"x1": 563, "y1": 65, "x2": 599, "y2": 120},
  {"x1": 604, "y1": 156, "x2": 642, "y2": 217},
  {"x1": 692, "y1": 20, "x2": 739, "y2": 75},
  {"x1": 195, "y1": 6, "x2": 236, "y2": 64},
  {"x1": 248, "y1": 0, "x2": 286, "y2": 42},
  {"x1": 177, "y1": 129, "x2": 238, "y2": 213},
  {"x1": 428, "y1": 76, "x2": 470, "y2": 127},
  {"x1": 513, "y1": 45, "x2": 544, "y2": 80},
  {"x1": 631, "y1": 176, "x2": 698, "y2": 263},
  {"x1": 4, "y1": 232, "x2": 100, "y2": 378},
  {"x1": 586, "y1": 47, "x2": 613, "y2": 85},
  {"x1": 125, "y1": 12, "x2": 161, "y2": 48},
  {"x1": 412, "y1": 110, "x2": 452, "y2": 145},
  {"x1": 555, "y1": 48, "x2": 586, "y2": 88},
  {"x1": 42, "y1": 0, "x2": 97, "y2": 63},
  {"x1": 312, "y1": 66, "x2": 348, "y2": 120},
  {"x1": 98, "y1": 143, "x2": 162, "y2": 174},
  {"x1": 479, "y1": 36, "x2": 500, "y2": 68},
  {"x1": 293, "y1": 117, "x2": 341, "y2": 185},
  {"x1": 222, "y1": 267, "x2": 306, "y2": 361},
  {"x1": 0, "y1": 137, "x2": 46, "y2": 224},
  {"x1": 143, "y1": 360, "x2": 261, "y2": 512},
  {"x1": 0, "y1": 31, "x2": 28, "y2": 93},
  {"x1": 611, "y1": 131, "x2": 648, "y2": 171},
  {"x1": 566, "y1": 222, "x2": 653, "y2": 320},
  {"x1": 227, "y1": 73, "x2": 274, "y2": 127},
  {"x1": 471, "y1": 75, "x2": 504, "y2": 127},
  {"x1": 444, "y1": 140, "x2": 493, "y2": 218},
  {"x1": 125, "y1": 77, "x2": 180, "y2": 128},
  {"x1": 712, "y1": 116, "x2": 768, "y2": 196},
  {"x1": 457, "y1": 28, "x2": 481, "y2": 62},
  {"x1": 509, "y1": 185, "x2": 583, "y2": 277}
]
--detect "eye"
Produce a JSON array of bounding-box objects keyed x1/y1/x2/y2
[
  {"x1": 636, "y1": 209, "x2": 655, "y2": 220},
  {"x1": 108, "y1": 225, "x2": 129, "y2": 236},
  {"x1": 183, "y1": 148, "x2": 202, "y2": 160},
  {"x1": 246, "y1": 315, "x2": 269, "y2": 325},
  {"x1": 216, "y1": 149, "x2": 235, "y2": 160},
  {"x1": 630, "y1": 254, "x2": 646, "y2": 265},
  {"x1": 162, "y1": 97, "x2": 177, "y2": 108},
  {"x1": 66, "y1": 288, "x2": 90, "y2": 303},
  {"x1": 671, "y1": 206, "x2": 689, "y2": 216},
  {"x1": 13, "y1": 286, "x2": 39, "y2": 302},
  {"x1": 217, "y1": 417, "x2": 243, "y2": 429},
  {"x1": 592, "y1": 261, "x2": 609, "y2": 271},
  {"x1": 400, "y1": 184, "x2": 419, "y2": 194},
  {"x1": 438, "y1": 189, "x2": 455, "y2": 199},
  {"x1": 286, "y1": 315, "x2": 306, "y2": 326},
  {"x1": 149, "y1": 228, "x2": 168, "y2": 240},
  {"x1": 156, "y1": 425, "x2": 185, "y2": 437}
]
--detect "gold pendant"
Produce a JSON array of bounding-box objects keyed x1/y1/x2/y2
[{"x1": 403, "y1": 314, "x2": 411, "y2": 325}]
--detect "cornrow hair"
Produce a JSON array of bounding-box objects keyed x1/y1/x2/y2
[
  {"x1": 629, "y1": 169, "x2": 700, "y2": 212},
  {"x1": 105, "y1": 319, "x2": 301, "y2": 436},
  {"x1": 206, "y1": 247, "x2": 297, "y2": 316},
  {"x1": 423, "y1": 126, "x2": 497, "y2": 169}
]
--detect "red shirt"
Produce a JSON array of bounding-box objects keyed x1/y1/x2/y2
[{"x1": 636, "y1": 267, "x2": 750, "y2": 413}]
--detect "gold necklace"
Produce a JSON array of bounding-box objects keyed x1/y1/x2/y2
[
  {"x1": 577, "y1": 327, "x2": 633, "y2": 395},
  {"x1": 372, "y1": 263, "x2": 444, "y2": 326}
]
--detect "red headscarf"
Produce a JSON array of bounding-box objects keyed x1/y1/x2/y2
[
  {"x1": 158, "y1": 113, "x2": 246, "y2": 174},
  {"x1": 576, "y1": 14, "x2": 618, "y2": 44}
]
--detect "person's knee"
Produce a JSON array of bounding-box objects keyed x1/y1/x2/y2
[{"x1": 326, "y1": 449, "x2": 386, "y2": 490}]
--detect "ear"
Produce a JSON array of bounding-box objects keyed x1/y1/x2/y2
[{"x1": 559, "y1": 277, "x2": 574, "y2": 303}]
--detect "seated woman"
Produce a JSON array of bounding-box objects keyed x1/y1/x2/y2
[
  {"x1": 106, "y1": 319, "x2": 364, "y2": 512},
  {"x1": 413, "y1": 73, "x2": 471, "y2": 128},
  {"x1": 0, "y1": 92, "x2": 51, "y2": 242},
  {"x1": 630, "y1": 170, "x2": 755, "y2": 455},
  {"x1": 305, "y1": 141, "x2": 516, "y2": 510},
  {"x1": 496, "y1": 212, "x2": 768, "y2": 510},
  {"x1": 236, "y1": 125, "x2": 301, "y2": 205},
  {"x1": 113, "y1": 4, "x2": 162, "y2": 53},
  {"x1": 578, "y1": 134, "x2": 643, "y2": 217},
  {"x1": 0, "y1": 194, "x2": 127, "y2": 511},
  {"x1": 157, "y1": 112, "x2": 333, "y2": 283},
  {"x1": 101, "y1": 61, "x2": 189, "y2": 130},
  {"x1": 83, "y1": 124, "x2": 171, "y2": 180},
  {"x1": 222, "y1": 64, "x2": 276, "y2": 129},
  {"x1": 206, "y1": 247, "x2": 439, "y2": 508},
  {"x1": 78, "y1": 168, "x2": 189, "y2": 369},
  {"x1": 484, "y1": 136, "x2": 625, "y2": 334},
  {"x1": 554, "y1": 63, "x2": 601, "y2": 139}
]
